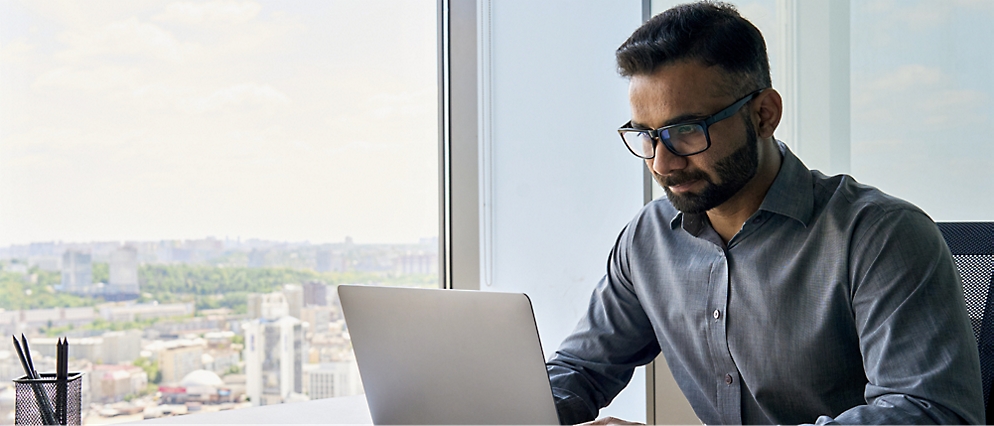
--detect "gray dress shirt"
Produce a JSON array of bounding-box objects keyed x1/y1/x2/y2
[{"x1": 547, "y1": 143, "x2": 984, "y2": 425}]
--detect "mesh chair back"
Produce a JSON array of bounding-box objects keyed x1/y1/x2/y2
[{"x1": 937, "y1": 222, "x2": 994, "y2": 422}]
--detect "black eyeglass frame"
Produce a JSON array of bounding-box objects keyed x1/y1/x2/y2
[{"x1": 618, "y1": 88, "x2": 767, "y2": 159}]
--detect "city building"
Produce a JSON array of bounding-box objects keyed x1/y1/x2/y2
[
  {"x1": 282, "y1": 284, "x2": 303, "y2": 319},
  {"x1": 248, "y1": 249, "x2": 267, "y2": 268},
  {"x1": 88, "y1": 364, "x2": 148, "y2": 403},
  {"x1": 61, "y1": 250, "x2": 93, "y2": 292},
  {"x1": 32, "y1": 330, "x2": 140, "y2": 365},
  {"x1": 300, "y1": 306, "x2": 334, "y2": 334},
  {"x1": 314, "y1": 250, "x2": 345, "y2": 273},
  {"x1": 157, "y1": 340, "x2": 206, "y2": 385},
  {"x1": 107, "y1": 246, "x2": 140, "y2": 299},
  {"x1": 302, "y1": 281, "x2": 327, "y2": 307},
  {"x1": 0, "y1": 307, "x2": 96, "y2": 336},
  {"x1": 202, "y1": 349, "x2": 240, "y2": 375},
  {"x1": 168, "y1": 369, "x2": 234, "y2": 404},
  {"x1": 99, "y1": 302, "x2": 194, "y2": 323},
  {"x1": 204, "y1": 331, "x2": 236, "y2": 349},
  {"x1": 304, "y1": 362, "x2": 362, "y2": 400},
  {"x1": 393, "y1": 251, "x2": 438, "y2": 275},
  {"x1": 243, "y1": 293, "x2": 307, "y2": 406},
  {"x1": 246, "y1": 293, "x2": 263, "y2": 319},
  {"x1": 101, "y1": 330, "x2": 142, "y2": 365}
]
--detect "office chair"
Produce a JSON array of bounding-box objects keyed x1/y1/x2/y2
[{"x1": 937, "y1": 221, "x2": 994, "y2": 422}]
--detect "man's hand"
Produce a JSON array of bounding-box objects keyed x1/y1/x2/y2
[{"x1": 580, "y1": 416, "x2": 644, "y2": 425}]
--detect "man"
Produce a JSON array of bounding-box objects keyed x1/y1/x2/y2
[{"x1": 546, "y1": 2, "x2": 984, "y2": 425}]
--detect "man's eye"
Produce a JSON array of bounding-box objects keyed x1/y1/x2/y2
[{"x1": 675, "y1": 125, "x2": 697, "y2": 135}]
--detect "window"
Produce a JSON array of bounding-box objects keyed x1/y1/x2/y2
[
  {"x1": 850, "y1": 0, "x2": 993, "y2": 220},
  {"x1": 0, "y1": 0, "x2": 437, "y2": 418}
]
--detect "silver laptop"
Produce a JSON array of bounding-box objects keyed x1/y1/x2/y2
[{"x1": 338, "y1": 285, "x2": 561, "y2": 425}]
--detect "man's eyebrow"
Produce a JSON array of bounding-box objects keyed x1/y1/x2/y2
[{"x1": 631, "y1": 113, "x2": 708, "y2": 130}]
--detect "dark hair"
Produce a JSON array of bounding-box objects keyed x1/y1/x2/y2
[{"x1": 616, "y1": 1, "x2": 770, "y2": 93}]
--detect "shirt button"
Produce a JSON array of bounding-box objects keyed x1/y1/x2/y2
[
  {"x1": 712, "y1": 309, "x2": 721, "y2": 319},
  {"x1": 725, "y1": 374, "x2": 733, "y2": 385},
  {"x1": 752, "y1": 217, "x2": 762, "y2": 224}
]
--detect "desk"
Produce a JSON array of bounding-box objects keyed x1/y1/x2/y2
[{"x1": 139, "y1": 394, "x2": 371, "y2": 424}]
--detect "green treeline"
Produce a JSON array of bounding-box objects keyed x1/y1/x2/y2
[
  {"x1": 0, "y1": 269, "x2": 97, "y2": 311},
  {"x1": 138, "y1": 264, "x2": 386, "y2": 295},
  {"x1": 0, "y1": 264, "x2": 436, "y2": 312}
]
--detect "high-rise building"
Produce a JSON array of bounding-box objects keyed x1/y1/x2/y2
[
  {"x1": 61, "y1": 250, "x2": 92, "y2": 293},
  {"x1": 247, "y1": 293, "x2": 263, "y2": 319},
  {"x1": 302, "y1": 281, "x2": 328, "y2": 307},
  {"x1": 282, "y1": 284, "x2": 303, "y2": 319},
  {"x1": 243, "y1": 309, "x2": 306, "y2": 406},
  {"x1": 108, "y1": 246, "x2": 140, "y2": 299}
]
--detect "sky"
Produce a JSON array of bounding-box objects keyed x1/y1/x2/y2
[
  {"x1": 0, "y1": 0, "x2": 438, "y2": 246},
  {"x1": 849, "y1": 0, "x2": 994, "y2": 221},
  {"x1": 2, "y1": 0, "x2": 991, "y2": 246}
]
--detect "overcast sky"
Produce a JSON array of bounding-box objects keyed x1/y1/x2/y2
[
  {"x1": 0, "y1": 0, "x2": 438, "y2": 246},
  {"x1": 2, "y1": 0, "x2": 991, "y2": 246}
]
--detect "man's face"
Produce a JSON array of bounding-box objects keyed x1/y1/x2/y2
[{"x1": 628, "y1": 61, "x2": 759, "y2": 214}]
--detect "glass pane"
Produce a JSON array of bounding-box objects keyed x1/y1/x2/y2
[
  {"x1": 850, "y1": 1, "x2": 994, "y2": 220},
  {"x1": 0, "y1": 0, "x2": 437, "y2": 419}
]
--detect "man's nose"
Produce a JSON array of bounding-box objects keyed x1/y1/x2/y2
[{"x1": 649, "y1": 139, "x2": 687, "y2": 177}]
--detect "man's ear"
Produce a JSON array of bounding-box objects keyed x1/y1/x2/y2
[{"x1": 753, "y1": 89, "x2": 782, "y2": 139}]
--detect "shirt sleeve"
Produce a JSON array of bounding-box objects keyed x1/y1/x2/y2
[
  {"x1": 816, "y1": 207, "x2": 985, "y2": 425},
  {"x1": 546, "y1": 224, "x2": 662, "y2": 425}
]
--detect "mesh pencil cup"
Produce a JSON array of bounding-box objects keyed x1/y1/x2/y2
[{"x1": 14, "y1": 372, "x2": 82, "y2": 425}]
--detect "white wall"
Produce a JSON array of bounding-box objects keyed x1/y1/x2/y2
[{"x1": 476, "y1": 0, "x2": 647, "y2": 421}]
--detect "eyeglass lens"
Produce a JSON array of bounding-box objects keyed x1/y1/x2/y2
[{"x1": 622, "y1": 123, "x2": 707, "y2": 158}]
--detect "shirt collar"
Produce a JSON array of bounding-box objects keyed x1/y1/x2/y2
[
  {"x1": 758, "y1": 141, "x2": 813, "y2": 227},
  {"x1": 667, "y1": 140, "x2": 813, "y2": 230}
]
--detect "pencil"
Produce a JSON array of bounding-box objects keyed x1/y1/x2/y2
[
  {"x1": 57, "y1": 338, "x2": 66, "y2": 425},
  {"x1": 12, "y1": 335, "x2": 58, "y2": 425}
]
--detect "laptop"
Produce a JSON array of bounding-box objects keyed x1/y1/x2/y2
[{"x1": 338, "y1": 285, "x2": 561, "y2": 425}]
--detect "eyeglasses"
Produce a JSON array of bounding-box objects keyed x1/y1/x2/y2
[{"x1": 618, "y1": 88, "x2": 765, "y2": 159}]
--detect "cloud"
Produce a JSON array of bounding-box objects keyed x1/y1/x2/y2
[
  {"x1": 0, "y1": 39, "x2": 35, "y2": 64},
  {"x1": 863, "y1": 64, "x2": 943, "y2": 93},
  {"x1": 32, "y1": 65, "x2": 140, "y2": 91},
  {"x1": 182, "y1": 83, "x2": 291, "y2": 113},
  {"x1": 56, "y1": 17, "x2": 195, "y2": 62},
  {"x1": 852, "y1": 64, "x2": 989, "y2": 142},
  {"x1": 130, "y1": 83, "x2": 291, "y2": 113},
  {"x1": 154, "y1": 0, "x2": 262, "y2": 25},
  {"x1": 864, "y1": 0, "x2": 994, "y2": 29},
  {"x1": 920, "y1": 89, "x2": 986, "y2": 126}
]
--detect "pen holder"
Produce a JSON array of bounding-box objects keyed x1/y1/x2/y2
[{"x1": 14, "y1": 373, "x2": 82, "y2": 425}]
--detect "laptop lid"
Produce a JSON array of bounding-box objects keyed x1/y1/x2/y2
[{"x1": 338, "y1": 285, "x2": 560, "y2": 425}]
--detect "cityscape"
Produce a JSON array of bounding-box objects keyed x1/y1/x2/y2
[{"x1": 0, "y1": 237, "x2": 438, "y2": 424}]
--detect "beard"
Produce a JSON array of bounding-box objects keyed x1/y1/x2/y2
[{"x1": 655, "y1": 119, "x2": 759, "y2": 214}]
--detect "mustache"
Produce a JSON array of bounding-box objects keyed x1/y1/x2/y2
[{"x1": 654, "y1": 170, "x2": 710, "y2": 187}]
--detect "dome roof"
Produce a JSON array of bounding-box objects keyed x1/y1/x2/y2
[{"x1": 180, "y1": 369, "x2": 224, "y2": 388}]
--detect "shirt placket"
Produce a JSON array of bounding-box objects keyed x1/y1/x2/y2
[{"x1": 706, "y1": 247, "x2": 741, "y2": 424}]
